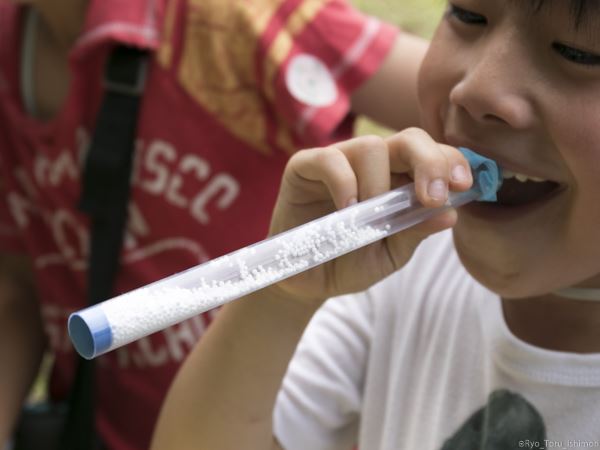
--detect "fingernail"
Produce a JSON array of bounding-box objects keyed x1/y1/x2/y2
[
  {"x1": 452, "y1": 165, "x2": 468, "y2": 182},
  {"x1": 428, "y1": 179, "x2": 447, "y2": 201},
  {"x1": 346, "y1": 197, "x2": 358, "y2": 207}
]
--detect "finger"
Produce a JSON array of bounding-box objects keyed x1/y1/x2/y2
[
  {"x1": 385, "y1": 129, "x2": 472, "y2": 207},
  {"x1": 336, "y1": 135, "x2": 391, "y2": 202},
  {"x1": 386, "y1": 128, "x2": 451, "y2": 207},
  {"x1": 286, "y1": 146, "x2": 358, "y2": 210}
]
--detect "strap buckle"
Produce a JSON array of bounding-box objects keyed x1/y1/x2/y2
[{"x1": 103, "y1": 46, "x2": 148, "y2": 96}]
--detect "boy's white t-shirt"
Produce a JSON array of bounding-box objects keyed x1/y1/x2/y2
[{"x1": 273, "y1": 230, "x2": 600, "y2": 450}]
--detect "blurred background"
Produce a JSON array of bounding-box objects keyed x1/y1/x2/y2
[
  {"x1": 354, "y1": 0, "x2": 444, "y2": 37},
  {"x1": 353, "y1": 0, "x2": 445, "y2": 136}
]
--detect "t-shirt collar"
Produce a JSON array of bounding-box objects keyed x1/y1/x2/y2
[{"x1": 479, "y1": 296, "x2": 600, "y2": 387}]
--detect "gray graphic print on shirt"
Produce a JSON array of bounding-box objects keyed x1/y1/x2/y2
[{"x1": 440, "y1": 390, "x2": 547, "y2": 450}]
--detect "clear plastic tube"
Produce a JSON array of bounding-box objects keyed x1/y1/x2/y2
[{"x1": 69, "y1": 162, "x2": 498, "y2": 360}]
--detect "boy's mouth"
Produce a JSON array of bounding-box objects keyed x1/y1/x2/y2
[
  {"x1": 442, "y1": 135, "x2": 565, "y2": 207},
  {"x1": 495, "y1": 169, "x2": 561, "y2": 206}
]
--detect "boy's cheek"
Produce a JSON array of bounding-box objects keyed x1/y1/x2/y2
[
  {"x1": 416, "y1": 81, "x2": 445, "y2": 140},
  {"x1": 417, "y1": 53, "x2": 457, "y2": 138},
  {"x1": 416, "y1": 68, "x2": 437, "y2": 128}
]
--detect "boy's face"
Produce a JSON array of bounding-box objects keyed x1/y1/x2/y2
[{"x1": 418, "y1": 0, "x2": 600, "y2": 298}]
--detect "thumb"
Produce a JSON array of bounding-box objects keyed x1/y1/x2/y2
[{"x1": 382, "y1": 209, "x2": 458, "y2": 274}]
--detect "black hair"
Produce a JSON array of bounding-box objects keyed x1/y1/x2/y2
[{"x1": 530, "y1": 0, "x2": 597, "y2": 28}]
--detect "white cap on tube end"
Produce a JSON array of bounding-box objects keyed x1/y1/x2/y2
[{"x1": 68, "y1": 306, "x2": 113, "y2": 359}]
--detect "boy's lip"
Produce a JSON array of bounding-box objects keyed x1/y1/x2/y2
[
  {"x1": 443, "y1": 134, "x2": 569, "y2": 220},
  {"x1": 444, "y1": 134, "x2": 565, "y2": 185},
  {"x1": 460, "y1": 183, "x2": 568, "y2": 224}
]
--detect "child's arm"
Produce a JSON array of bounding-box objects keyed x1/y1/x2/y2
[
  {"x1": 351, "y1": 34, "x2": 428, "y2": 131},
  {"x1": 0, "y1": 253, "x2": 44, "y2": 445},
  {"x1": 150, "y1": 129, "x2": 472, "y2": 450}
]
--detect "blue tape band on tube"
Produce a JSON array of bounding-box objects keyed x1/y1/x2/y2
[
  {"x1": 459, "y1": 147, "x2": 502, "y2": 202},
  {"x1": 68, "y1": 306, "x2": 112, "y2": 359}
]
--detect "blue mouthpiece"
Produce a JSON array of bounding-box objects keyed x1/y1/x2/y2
[{"x1": 459, "y1": 147, "x2": 502, "y2": 202}]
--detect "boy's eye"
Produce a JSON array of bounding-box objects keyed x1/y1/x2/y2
[
  {"x1": 552, "y1": 43, "x2": 600, "y2": 67},
  {"x1": 447, "y1": 4, "x2": 487, "y2": 26}
]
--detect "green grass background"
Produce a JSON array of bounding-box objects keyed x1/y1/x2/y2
[
  {"x1": 352, "y1": 0, "x2": 445, "y2": 136},
  {"x1": 354, "y1": 0, "x2": 444, "y2": 37}
]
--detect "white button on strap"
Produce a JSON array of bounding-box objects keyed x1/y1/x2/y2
[{"x1": 285, "y1": 54, "x2": 338, "y2": 108}]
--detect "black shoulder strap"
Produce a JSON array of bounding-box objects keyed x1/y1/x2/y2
[
  {"x1": 79, "y1": 45, "x2": 148, "y2": 305},
  {"x1": 61, "y1": 45, "x2": 148, "y2": 450}
]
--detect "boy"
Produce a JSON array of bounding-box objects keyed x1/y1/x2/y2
[
  {"x1": 0, "y1": 0, "x2": 428, "y2": 448},
  {"x1": 152, "y1": 0, "x2": 600, "y2": 448}
]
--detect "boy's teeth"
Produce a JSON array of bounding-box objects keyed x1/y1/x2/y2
[{"x1": 502, "y1": 169, "x2": 546, "y2": 183}]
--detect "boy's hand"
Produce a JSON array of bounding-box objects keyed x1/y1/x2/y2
[{"x1": 268, "y1": 128, "x2": 473, "y2": 306}]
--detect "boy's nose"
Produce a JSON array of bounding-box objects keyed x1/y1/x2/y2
[{"x1": 448, "y1": 38, "x2": 535, "y2": 130}]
